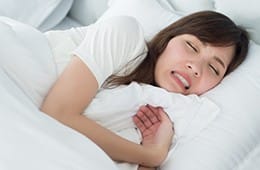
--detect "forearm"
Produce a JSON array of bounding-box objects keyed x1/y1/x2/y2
[
  {"x1": 40, "y1": 57, "x2": 167, "y2": 166},
  {"x1": 50, "y1": 113, "x2": 161, "y2": 166},
  {"x1": 68, "y1": 114, "x2": 144, "y2": 162}
]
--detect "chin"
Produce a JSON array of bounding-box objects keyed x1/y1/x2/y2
[
  {"x1": 165, "y1": 86, "x2": 183, "y2": 94},
  {"x1": 158, "y1": 82, "x2": 184, "y2": 94}
]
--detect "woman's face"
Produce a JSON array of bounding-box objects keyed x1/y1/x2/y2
[{"x1": 154, "y1": 34, "x2": 235, "y2": 95}]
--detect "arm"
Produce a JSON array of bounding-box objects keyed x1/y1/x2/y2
[{"x1": 40, "y1": 57, "x2": 168, "y2": 167}]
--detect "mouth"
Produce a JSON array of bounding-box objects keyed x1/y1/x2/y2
[{"x1": 171, "y1": 71, "x2": 190, "y2": 90}]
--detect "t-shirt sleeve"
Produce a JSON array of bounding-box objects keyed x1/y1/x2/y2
[{"x1": 72, "y1": 16, "x2": 147, "y2": 87}]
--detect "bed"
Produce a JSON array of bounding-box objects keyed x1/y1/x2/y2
[{"x1": 0, "y1": 0, "x2": 260, "y2": 170}]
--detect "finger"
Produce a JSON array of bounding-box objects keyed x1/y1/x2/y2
[
  {"x1": 146, "y1": 104, "x2": 161, "y2": 122},
  {"x1": 157, "y1": 107, "x2": 169, "y2": 120},
  {"x1": 133, "y1": 115, "x2": 146, "y2": 133},
  {"x1": 133, "y1": 115, "x2": 155, "y2": 138},
  {"x1": 139, "y1": 105, "x2": 159, "y2": 124},
  {"x1": 136, "y1": 107, "x2": 153, "y2": 128}
]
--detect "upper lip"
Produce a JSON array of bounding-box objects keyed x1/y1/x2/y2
[{"x1": 171, "y1": 71, "x2": 191, "y2": 90}]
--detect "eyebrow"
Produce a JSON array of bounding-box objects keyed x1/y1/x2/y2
[{"x1": 214, "y1": 56, "x2": 226, "y2": 69}]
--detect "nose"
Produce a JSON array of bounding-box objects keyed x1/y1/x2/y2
[{"x1": 186, "y1": 61, "x2": 202, "y2": 77}]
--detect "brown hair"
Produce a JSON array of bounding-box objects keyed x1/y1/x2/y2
[{"x1": 104, "y1": 11, "x2": 249, "y2": 88}]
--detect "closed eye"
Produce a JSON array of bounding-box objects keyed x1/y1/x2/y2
[
  {"x1": 186, "y1": 41, "x2": 198, "y2": 52},
  {"x1": 209, "y1": 64, "x2": 219, "y2": 75}
]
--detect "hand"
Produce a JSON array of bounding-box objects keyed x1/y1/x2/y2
[
  {"x1": 133, "y1": 105, "x2": 174, "y2": 166},
  {"x1": 134, "y1": 105, "x2": 160, "y2": 144}
]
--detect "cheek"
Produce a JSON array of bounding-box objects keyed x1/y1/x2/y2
[
  {"x1": 198, "y1": 77, "x2": 222, "y2": 94},
  {"x1": 164, "y1": 42, "x2": 185, "y2": 61}
]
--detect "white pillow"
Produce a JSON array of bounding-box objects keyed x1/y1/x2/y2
[
  {"x1": 100, "y1": 0, "x2": 260, "y2": 169},
  {"x1": 39, "y1": 0, "x2": 74, "y2": 31},
  {"x1": 69, "y1": 0, "x2": 109, "y2": 26},
  {"x1": 0, "y1": 0, "x2": 73, "y2": 31},
  {"x1": 157, "y1": 0, "x2": 260, "y2": 44},
  {"x1": 99, "y1": 0, "x2": 181, "y2": 41}
]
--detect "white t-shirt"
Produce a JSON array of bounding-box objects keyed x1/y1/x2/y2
[{"x1": 45, "y1": 16, "x2": 148, "y2": 87}]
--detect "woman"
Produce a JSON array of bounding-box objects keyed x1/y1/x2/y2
[{"x1": 41, "y1": 11, "x2": 248, "y2": 169}]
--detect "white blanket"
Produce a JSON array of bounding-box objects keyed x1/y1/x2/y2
[
  {"x1": 86, "y1": 82, "x2": 219, "y2": 141},
  {"x1": 85, "y1": 82, "x2": 220, "y2": 170},
  {"x1": 0, "y1": 17, "x2": 118, "y2": 170}
]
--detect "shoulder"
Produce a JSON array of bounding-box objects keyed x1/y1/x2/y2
[
  {"x1": 94, "y1": 16, "x2": 148, "y2": 75},
  {"x1": 95, "y1": 16, "x2": 145, "y2": 42}
]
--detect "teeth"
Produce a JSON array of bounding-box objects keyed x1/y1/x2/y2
[{"x1": 173, "y1": 72, "x2": 190, "y2": 89}]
